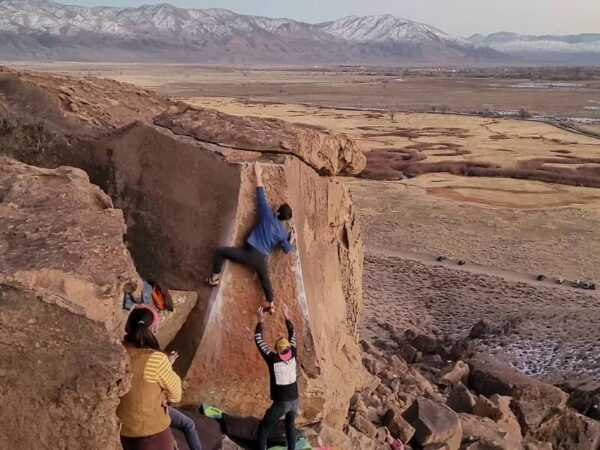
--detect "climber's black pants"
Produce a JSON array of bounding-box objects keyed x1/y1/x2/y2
[{"x1": 212, "y1": 243, "x2": 274, "y2": 303}]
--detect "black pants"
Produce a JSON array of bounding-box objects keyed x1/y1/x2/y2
[
  {"x1": 212, "y1": 243, "x2": 274, "y2": 303},
  {"x1": 257, "y1": 400, "x2": 298, "y2": 450}
]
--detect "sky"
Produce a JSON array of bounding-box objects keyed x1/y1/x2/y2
[{"x1": 61, "y1": 0, "x2": 600, "y2": 37}]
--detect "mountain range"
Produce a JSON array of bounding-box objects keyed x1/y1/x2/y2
[{"x1": 0, "y1": 0, "x2": 597, "y2": 64}]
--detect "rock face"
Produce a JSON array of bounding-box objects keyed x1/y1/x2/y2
[
  {"x1": 154, "y1": 104, "x2": 366, "y2": 176},
  {"x1": 0, "y1": 157, "x2": 139, "y2": 450},
  {"x1": 0, "y1": 67, "x2": 368, "y2": 436}
]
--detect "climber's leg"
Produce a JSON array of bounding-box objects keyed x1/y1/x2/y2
[
  {"x1": 254, "y1": 256, "x2": 274, "y2": 304},
  {"x1": 257, "y1": 402, "x2": 286, "y2": 450},
  {"x1": 207, "y1": 246, "x2": 250, "y2": 286}
]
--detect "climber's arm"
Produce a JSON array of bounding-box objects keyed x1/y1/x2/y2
[
  {"x1": 255, "y1": 307, "x2": 272, "y2": 360},
  {"x1": 282, "y1": 304, "x2": 296, "y2": 349},
  {"x1": 254, "y1": 163, "x2": 271, "y2": 219}
]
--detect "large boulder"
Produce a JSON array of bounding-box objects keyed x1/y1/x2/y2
[
  {"x1": 469, "y1": 357, "x2": 567, "y2": 409},
  {"x1": 535, "y1": 408, "x2": 600, "y2": 450},
  {"x1": 0, "y1": 157, "x2": 139, "y2": 450},
  {"x1": 403, "y1": 397, "x2": 463, "y2": 450},
  {"x1": 0, "y1": 68, "x2": 368, "y2": 430},
  {"x1": 154, "y1": 104, "x2": 366, "y2": 176}
]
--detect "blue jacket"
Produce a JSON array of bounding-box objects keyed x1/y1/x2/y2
[{"x1": 247, "y1": 187, "x2": 292, "y2": 256}]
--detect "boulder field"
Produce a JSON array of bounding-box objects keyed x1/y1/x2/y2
[{"x1": 0, "y1": 67, "x2": 367, "y2": 448}]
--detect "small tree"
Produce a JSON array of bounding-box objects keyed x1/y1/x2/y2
[
  {"x1": 439, "y1": 104, "x2": 451, "y2": 114},
  {"x1": 389, "y1": 108, "x2": 396, "y2": 123}
]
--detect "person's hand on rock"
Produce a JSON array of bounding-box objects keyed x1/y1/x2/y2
[
  {"x1": 282, "y1": 303, "x2": 290, "y2": 320},
  {"x1": 168, "y1": 351, "x2": 179, "y2": 365},
  {"x1": 257, "y1": 306, "x2": 266, "y2": 322}
]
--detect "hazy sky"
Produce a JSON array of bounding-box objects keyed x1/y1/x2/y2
[{"x1": 63, "y1": 0, "x2": 600, "y2": 37}]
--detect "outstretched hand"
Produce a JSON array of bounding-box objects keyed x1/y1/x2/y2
[
  {"x1": 257, "y1": 306, "x2": 266, "y2": 323},
  {"x1": 168, "y1": 351, "x2": 179, "y2": 365},
  {"x1": 282, "y1": 303, "x2": 290, "y2": 320}
]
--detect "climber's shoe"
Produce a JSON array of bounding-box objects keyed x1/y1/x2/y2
[{"x1": 206, "y1": 274, "x2": 220, "y2": 287}]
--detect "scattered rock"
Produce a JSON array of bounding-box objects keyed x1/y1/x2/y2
[
  {"x1": 469, "y1": 358, "x2": 567, "y2": 407},
  {"x1": 447, "y1": 383, "x2": 478, "y2": 414},
  {"x1": 398, "y1": 343, "x2": 419, "y2": 363},
  {"x1": 459, "y1": 413, "x2": 508, "y2": 449},
  {"x1": 403, "y1": 397, "x2": 463, "y2": 450},
  {"x1": 350, "y1": 413, "x2": 379, "y2": 439},
  {"x1": 535, "y1": 407, "x2": 600, "y2": 450},
  {"x1": 438, "y1": 361, "x2": 470, "y2": 387},
  {"x1": 383, "y1": 408, "x2": 416, "y2": 443}
]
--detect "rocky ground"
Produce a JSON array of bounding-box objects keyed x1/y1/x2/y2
[{"x1": 333, "y1": 337, "x2": 600, "y2": 450}]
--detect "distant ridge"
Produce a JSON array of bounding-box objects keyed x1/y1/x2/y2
[
  {"x1": 468, "y1": 32, "x2": 600, "y2": 64},
  {"x1": 0, "y1": 0, "x2": 505, "y2": 64}
]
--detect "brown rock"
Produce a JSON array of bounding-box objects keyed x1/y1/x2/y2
[
  {"x1": 439, "y1": 361, "x2": 471, "y2": 387},
  {"x1": 0, "y1": 68, "x2": 369, "y2": 435},
  {"x1": 364, "y1": 352, "x2": 386, "y2": 376},
  {"x1": 447, "y1": 383, "x2": 478, "y2": 414},
  {"x1": 469, "y1": 358, "x2": 567, "y2": 407},
  {"x1": 469, "y1": 319, "x2": 500, "y2": 339},
  {"x1": 221, "y1": 436, "x2": 244, "y2": 450},
  {"x1": 403, "y1": 397, "x2": 463, "y2": 450},
  {"x1": 511, "y1": 399, "x2": 551, "y2": 436},
  {"x1": 459, "y1": 414, "x2": 508, "y2": 449},
  {"x1": 351, "y1": 413, "x2": 379, "y2": 439},
  {"x1": 156, "y1": 289, "x2": 197, "y2": 348},
  {"x1": 398, "y1": 343, "x2": 419, "y2": 363},
  {"x1": 383, "y1": 408, "x2": 416, "y2": 443},
  {"x1": 472, "y1": 396, "x2": 522, "y2": 450},
  {"x1": 535, "y1": 407, "x2": 600, "y2": 450},
  {"x1": 346, "y1": 426, "x2": 380, "y2": 450},
  {"x1": 0, "y1": 157, "x2": 139, "y2": 450},
  {"x1": 449, "y1": 337, "x2": 476, "y2": 360},
  {"x1": 154, "y1": 104, "x2": 366, "y2": 176}
]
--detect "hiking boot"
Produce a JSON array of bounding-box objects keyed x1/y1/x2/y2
[
  {"x1": 206, "y1": 274, "x2": 220, "y2": 287},
  {"x1": 266, "y1": 302, "x2": 275, "y2": 315}
]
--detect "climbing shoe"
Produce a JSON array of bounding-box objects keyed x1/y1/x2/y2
[{"x1": 206, "y1": 275, "x2": 220, "y2": 287}]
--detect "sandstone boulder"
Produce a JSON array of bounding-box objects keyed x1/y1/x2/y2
[
  {"x1": 403, "y1": 397, "x2": 463, "y2": 450},
  {"x1": 0, "y1": 68, "x2": 368, "y2": 442},
  {"x1": 154, "y1": 104, "x2": 366, "y2": 176},
  {"x1": 383, "y1": 407, "x2": 416, "y2": 443},
  {"x1": 447, "y1": 383, "x2": 478, "y2": 414},
  {"x1": 473, "y1": 395, "x2": 522, "y2": 450},
  {"x1": 469, "y1": 358, "x2": 567, "y2": 407},
  {"x1": 535, "y1": 407, "x2": 600, "y2": 450},
  {"x1": 0, "y1": 157, "x2": 139, "y2": 450},
  {"x1": 156, "y1": 289, "x2": 198, "y2": 348},
  {"x1": 439, "y1": 361, "x2": 471, "y2": 387},
  {"x1": 459, "y1": 414, "x2": 510, "y2": 450}
]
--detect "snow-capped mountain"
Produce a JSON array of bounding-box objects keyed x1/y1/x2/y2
[
  {"x1": 0, "y1": 0, "x2": 504, "y2": 63},
  {"x1": 468, "y1": 32, "x2": 600, "y2": 63},
  {"x1": 319, "y1": 14, "x2": 464, "y2": 45}
]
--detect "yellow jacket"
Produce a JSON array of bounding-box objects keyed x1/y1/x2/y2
[{"x1": 117, "y1": 346, "x2": 182, "y2": 437}]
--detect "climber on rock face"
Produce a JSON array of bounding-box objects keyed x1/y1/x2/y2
[
  {"x1": 206, "y1": 161, "x2": 295, "y2": 313},
  {"x1": 254, "y1": 304, "x2": 299, "y2": 450}
]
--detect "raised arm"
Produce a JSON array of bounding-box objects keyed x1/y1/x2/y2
[
  {"x1": 254, "y1": 162, "x2": 271, "y2": 218},
  {"x1": 282, "y1": 304, "x2": 296, "y2": 348},
  {"x1": 254, "y1": 307, "x2": 272, "y2": 360}
]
